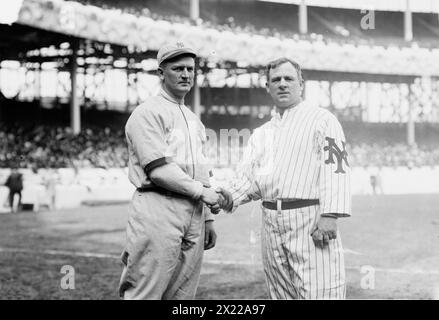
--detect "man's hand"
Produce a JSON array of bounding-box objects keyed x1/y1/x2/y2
[
  {"x1": 311, "y1": 216, "x2": 338, "y2": 249},
  {"x1": 204, "y1": 221, "x2": 217, "y2": 250},
  {"x1": 200, "y1": 187, "x2": 220, "y2": 206},
  {"x1": 209, "y1": 205, "x2": 221, "y2": 215},
  {"x1": 209, "y1": 187, "x2": 233, "y2": 214},
  {"x1": 217, "y1": 187, "x2": 233, "y2": 210}
]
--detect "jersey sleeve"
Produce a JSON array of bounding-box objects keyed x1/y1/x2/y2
[
  {"x1": 199, "y1": 122, "x2": 215, "y2": 222},
  {"x1": 125, "y1": 105, "x2": 170, "y2": 175},
  {"x1": 226, "y1": 132, "x2": 262, "y2": 213},
  {"x1": 199, "y1": 121, "x2": 214, "y2": 182},
  {"x1": 318, "y1": 114, "x2": 351, "y2": 217}
]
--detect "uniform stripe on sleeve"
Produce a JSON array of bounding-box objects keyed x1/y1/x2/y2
[{"x1": 144, "y1": 156, "x2": 171, "y2": 175}]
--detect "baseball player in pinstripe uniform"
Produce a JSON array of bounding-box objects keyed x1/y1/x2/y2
[
  {"x1": 219, "y1": 57, "x2": 351, "y2": 299},
  {"x1": 119, "y1": 43, "x2": 230, "y2": 300}
]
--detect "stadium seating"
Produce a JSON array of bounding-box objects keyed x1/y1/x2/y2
[
  {"x1": 79, "y1": 0, "x2": 439, "y2": 48},
  {"x1": 2, "y1": 121, "x2": 439, "y2": 169}
]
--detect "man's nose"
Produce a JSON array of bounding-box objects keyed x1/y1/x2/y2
[
  {"x1": 181, "y1": 68, "x2": 189, "y2": 77},
  {"x1": 279, "y1": 77, "x2": 287, "y2": 87}
]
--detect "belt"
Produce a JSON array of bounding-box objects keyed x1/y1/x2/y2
[{"x1": 262, "y1": 199, "x2": 319, "y2": 211}]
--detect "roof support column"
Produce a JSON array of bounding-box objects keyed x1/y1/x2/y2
[
  {"x1": 404, "y1": 0, "x2": 413, "y2": 42},
  {"x1": 407, "y1": 82, "x2": 415, "y2": 146},
  {"x1": 70, "y1": 39, "x2": 80, "y2": 135},
  {"x1": 193, "y1": 67, "x2": 201, "y2": 118},
  {"x1": 299, "y1": 0, "x2": 308, "y2": 34},
  {"x1": 190, "y1": 0, "x2": 199, "y2": 21},
  {"x1": 190, "y1": 0, "x2": 201, "y2": 118}
]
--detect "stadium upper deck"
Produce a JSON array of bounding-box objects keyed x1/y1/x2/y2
[
  {"x1": 79, "y1": 0, "x2": 439, "y2": 47},
  {"x1": 7, "y1": 0, "x2": 439, "y2": 77}
]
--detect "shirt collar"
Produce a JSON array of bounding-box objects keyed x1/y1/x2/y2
[
  {"x1": 271, "y1": 99, "x2": 306, "y2": 122},
  {"x1": 159, "y1": 86, "x2": 185, "y2": 105}
]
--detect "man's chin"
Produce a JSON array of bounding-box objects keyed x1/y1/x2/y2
[
  {"x1": 172, "y1": 88, "x2": 191, "y2": 98},
  {"x1": 276, "y1": 100, "x2": 294, "y2": 108},
  {"x1": 178, "y1": 85, "x2": 192, "y2": 93}
]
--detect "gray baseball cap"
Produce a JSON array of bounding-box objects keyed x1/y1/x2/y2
[{"x1": 157, "y1": 42, "x2": 196, "y2": 66}]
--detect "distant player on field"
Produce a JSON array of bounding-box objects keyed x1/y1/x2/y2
[{"x1": 4, "y1": 165, "x2": 23, "y2": 213}]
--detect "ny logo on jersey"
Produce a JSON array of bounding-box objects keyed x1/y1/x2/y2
[{"x1": 324, "y1": 137, "x2": 349, "y2": 173}]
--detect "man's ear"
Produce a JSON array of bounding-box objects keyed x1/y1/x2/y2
[
  {"x1": 157, "y1": 67, "x2": 164, "y2": 81},
  {"x1": 300, "y1": 78, "x2": 305, "y2": 94}
]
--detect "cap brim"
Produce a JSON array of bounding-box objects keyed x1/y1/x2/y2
[{"x1": 160, "y1": 49, "x2": 196, "y2": 65}]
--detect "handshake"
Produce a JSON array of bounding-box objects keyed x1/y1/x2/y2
[{"x1": 200, "y1": 187, "x2": 233, "y2": 214}]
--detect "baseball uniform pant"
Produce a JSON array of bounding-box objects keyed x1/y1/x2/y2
[
  {"x1": 8, "y1": 190, "x2": 21, "y2": 210},
  {"x1": 119, "y1": 190, "x2": 205, "y2": 300},
  {"x1": 261, "y1": 204, "x2": 346, "y2": 299}
]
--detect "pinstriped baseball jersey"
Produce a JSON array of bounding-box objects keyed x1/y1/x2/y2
[
  {"x1": 227, "y1": 99, "x2": 351, "y2": 299},
  {"x1": 229, "y1": 100, "x2": 351, "y2": 216}
]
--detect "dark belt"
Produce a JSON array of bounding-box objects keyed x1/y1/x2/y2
[{"x1": 262, "y1": 199, "x2": 319, "y2": 211}]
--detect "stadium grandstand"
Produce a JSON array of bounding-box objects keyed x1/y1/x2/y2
[
  {"x1": 78, "y1": 0, "x2": 439, "y2": 47},
  {"x1": 1, "y1": 0, "x2": 439, "y2": 211}
]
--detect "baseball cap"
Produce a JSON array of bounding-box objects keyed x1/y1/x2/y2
[{"x1": 157, "y1": 42, "x2": 196, "y2": 66}]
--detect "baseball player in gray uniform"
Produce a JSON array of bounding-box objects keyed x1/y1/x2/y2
[
  {"x1": 119, "y1": 43, "x2": 228, "y2": 300},
  {"x1": 219, "y1": 57, "x2": 351, "y2": 299}
]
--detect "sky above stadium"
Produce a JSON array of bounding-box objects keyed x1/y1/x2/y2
[{"x1": 259, "y1": 0, "x2": 439, "y2": 13}]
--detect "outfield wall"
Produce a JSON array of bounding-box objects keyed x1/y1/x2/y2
[
  {"x1": 0, "y1": 166, "x2": 438, "y2": 212},
  {"x1": 350, "y1": 166, "x2": 439, "y2": 195},
  {"x1": 211, "y1": 166, "x2": 439, "y2": 196}
]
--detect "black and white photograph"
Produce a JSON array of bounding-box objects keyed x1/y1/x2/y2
[{"x1": 1, "y1": 0, "x2": 439, "y2": 302}]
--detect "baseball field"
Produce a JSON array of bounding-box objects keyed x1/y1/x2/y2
[{"x1": 1, "y1": 194, "x2": 438, "y2": 300}]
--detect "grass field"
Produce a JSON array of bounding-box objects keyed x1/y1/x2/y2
[{"x1": 1, "y1": 194, "x2": 439, "y2": 300}]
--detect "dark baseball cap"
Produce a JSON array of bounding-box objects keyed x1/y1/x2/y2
[{"x1": 157, "y1": 42, "x2": 196, "y2": 66}]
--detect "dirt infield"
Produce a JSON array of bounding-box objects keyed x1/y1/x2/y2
[{"x1": 1, "y1": 194, "x2": 439, "y2": 299}]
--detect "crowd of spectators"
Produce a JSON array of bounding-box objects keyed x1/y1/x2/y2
[
  {"x1": 77, "y1": 0, "x2": 439, "y2": 49},
  {"x1": 348, "y1": 142, "x2": 439, "y2": 169},
  {"x1": 79, "y1": 0, "x2": 354, "y2": 47},
  {"x1": 0, "y1": 124, "x2": 128, "y2": 169},
  {"x1": 1, "y1": 123, "x2": 439, "y2": 170}
]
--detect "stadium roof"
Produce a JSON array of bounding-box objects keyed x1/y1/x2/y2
[
  {"x1": 260, "y1": 0, "x2": 439, "y2": 13},
  {"x1": 2, "y1": 0, "x2": 439, "y2": 77}
]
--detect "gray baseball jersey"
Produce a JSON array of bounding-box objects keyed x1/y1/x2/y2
[
  {"x1": 125, "y1": 88, "x2": 211, "y2": 193},
  {"x1": 120, "y1": 88, "x2": 213, "y2": 299}
]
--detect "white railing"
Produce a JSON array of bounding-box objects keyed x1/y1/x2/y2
[{"x1": 1, "y1": 166, "x2": 438, "y2": 213}]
